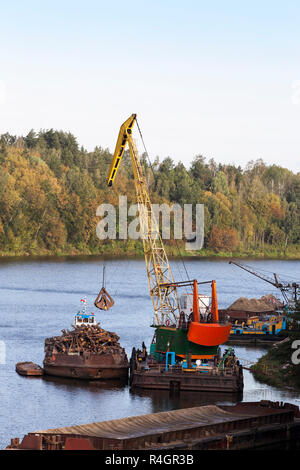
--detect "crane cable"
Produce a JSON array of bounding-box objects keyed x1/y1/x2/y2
[
  {"x1": 136, "y1": 117, "x2": 156, "y2": 183},
  {"x1": 175, "y1": 239, "x2": 192, "y2": 293},
  {"x1": 136, "y1": 117, "x2": 192, "y2": 288}
]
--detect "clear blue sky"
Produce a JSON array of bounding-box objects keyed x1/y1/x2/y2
[{"x1": 1, "y1": 0, "x2": 300, "y2": 171}]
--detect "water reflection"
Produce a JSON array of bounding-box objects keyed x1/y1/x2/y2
[{"x1": 42, "y1": 375, "x2": 128, "y2": 391}]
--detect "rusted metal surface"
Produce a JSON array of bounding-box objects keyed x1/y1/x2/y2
[
  {"x1": 43, "y1": 324, "x2": 128, "y2": 380},
  {"x1": 44, "y1": 324, "x2": 122, "y2": 356},
  {"x1": 130, "y1": 348, "x2": 243, "y2": 393},
  {"x1": 15, "y1": 362, "x2": 44, "y2": 377},
  {"x1": 6, "y1": 401, "x2": 299, "y2": 450},
  {"x1": 219, "y1": 309, "x2": 274, "y2": 323},
  {"x1": 65, "y1": 437, "x2": 95, "y2": 450},
  {"x1": 19, "y1": 434, "x2": 43, "y2": 450},
  {"x1": 43, "y1": 352, "x2": 128, "y2": 380}
]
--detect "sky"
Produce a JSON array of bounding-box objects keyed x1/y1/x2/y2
[{"x1": 1, "y1": 0, "x2": 300, "y2": 171}]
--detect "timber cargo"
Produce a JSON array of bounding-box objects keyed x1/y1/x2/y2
[{"x1": 6, "y1": 400, "x2": 300, "y2": 450}]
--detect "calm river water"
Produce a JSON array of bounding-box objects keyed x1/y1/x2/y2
[{"x1": 0, "y1": 256, "x2": 300, "y2": 448}]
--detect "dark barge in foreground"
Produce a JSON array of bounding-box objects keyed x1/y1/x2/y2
[{"x1": 6, "y1": 400, "x2": 300, "y2": 450}]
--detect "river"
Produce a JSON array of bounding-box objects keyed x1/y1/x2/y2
[{"x1": 0, "y1": 256, "x2": 300, "y2": 449}]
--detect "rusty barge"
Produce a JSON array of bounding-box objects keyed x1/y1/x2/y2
[
  {"x1": 6, "y1": 400, "x2": 300, "y2": 450},
  {"x1": 130, "y1": 361, "x2": 243, "y2": 393},
  {"x1": 43, "y1": 299, "x2": 128, "y2": 381},
  {"x1": 128, "y1": 279, "x2": 243, "y2": 394},
  {"x1": 43, "y1": 351, "x2": 128, "y2": 381}
]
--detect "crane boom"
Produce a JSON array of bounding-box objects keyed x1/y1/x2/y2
[
  {"x1": 229, "y1": 261, "x2": 279, "y2": 287},
  {"x1": 107, "y1": 114, "x2": 180, "y2": 325}
]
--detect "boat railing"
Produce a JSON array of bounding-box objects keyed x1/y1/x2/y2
[{"x1": 140, "y1": 363, "x2": 238, "y2": 376}]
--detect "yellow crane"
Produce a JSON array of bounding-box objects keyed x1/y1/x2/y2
[{"x1": 107, "y1": 114, "x2": 179, "y2": 326}]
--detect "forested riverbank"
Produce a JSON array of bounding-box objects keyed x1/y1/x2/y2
[
  {"x1": 0, "y1": 130, "x2": 299, "y2": 258},
  {"x1": 251, "y1": 333, "x2": 300, "y2": 392}
]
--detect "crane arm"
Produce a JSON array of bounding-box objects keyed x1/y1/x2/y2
[
  {"x1": 228, "y1": 260, "x2": 300, "y2": 305},
  {"x1": 229, "y1": 260, "x2": 278, "y2": 287},
  {"x1": 107, "y1": 114, "x2": 137, "y2": 186}
]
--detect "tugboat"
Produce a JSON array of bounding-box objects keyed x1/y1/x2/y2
[
  {"x1": 106, "y1": 114, "x2": 242, "y2": 393},
  {"x1": 43, "y1": 298, "x2": 128, "y2": 380}
]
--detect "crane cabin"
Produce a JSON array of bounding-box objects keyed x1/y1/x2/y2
[{"x1": 179, "y1": 293, "x2": 210, "y2": 319}]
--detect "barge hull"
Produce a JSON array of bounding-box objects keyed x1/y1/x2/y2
[
  {"x1": 43, "y1": 364, "x2": 128, "y2": 380},
  {"x1": 226, "y1": 334, "x2": 287, "y2": 345},
  {"x1": 131, "y1": 368, "x2": 243, "y2": 393}
]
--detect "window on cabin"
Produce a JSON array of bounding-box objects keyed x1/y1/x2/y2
[{"x1": 180, "y1": 297, "x2": 187, "y2": 309}]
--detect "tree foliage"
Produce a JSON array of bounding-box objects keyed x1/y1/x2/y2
[{"x1": 0, "y1": 130, "x2": 299, "y2": 256}]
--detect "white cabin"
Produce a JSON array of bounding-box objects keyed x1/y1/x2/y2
[
  {"x1": 74, "y1": 297, "x2": 96, "y2": 327},
  {"x1": 74, "y1": 313, "x2": 95, "y2": 327},
  {"x1": 179, "y1": 293, "x2": 210, "y2": 319}
]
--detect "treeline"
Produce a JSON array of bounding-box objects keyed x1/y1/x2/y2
[{"x1": 0, "y1": 129, "x2": 299, "y2": 257}]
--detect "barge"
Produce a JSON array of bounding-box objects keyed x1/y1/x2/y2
[
  {"x1": 6, "y1": 400, "x2": 300, "y2": 450},
  {"x1": 130, "y1": 346, "x2": 243, "y2": 393}
]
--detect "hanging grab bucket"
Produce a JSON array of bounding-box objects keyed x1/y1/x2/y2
[{"x1": 94, "y1": 287, "x2": 114, "y2": 311}]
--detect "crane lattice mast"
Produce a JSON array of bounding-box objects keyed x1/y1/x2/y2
[{"x1": 107, "y1": 114, "x2": 180, "y2": 326}]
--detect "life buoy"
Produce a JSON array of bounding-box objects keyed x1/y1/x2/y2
[{"x1": 165, "y1": 318, "x2": 171, "y2": 327}]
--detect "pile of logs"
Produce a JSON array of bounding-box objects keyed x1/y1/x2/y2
[{"x1": 44, "y1": 324, "x2": 124, "y2": 356}]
